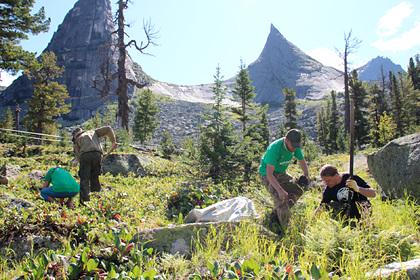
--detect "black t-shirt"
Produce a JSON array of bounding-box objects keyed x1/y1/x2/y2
[{"x1": 321, "y1": 174, "x2": 370, "y2": 218}]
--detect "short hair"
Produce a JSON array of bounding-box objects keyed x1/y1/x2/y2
[{"x1": 320, "y1": 164, "x2": 339, "y2": 177}]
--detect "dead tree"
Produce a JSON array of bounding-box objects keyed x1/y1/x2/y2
[
  {"x1": 92, "y1": 43, "x2": 115, "y2": 99},
  {"x1": 337, "y1": 30, "x2": 361, "y2": 133},
  {"x1": 114, "y1": 0, "x2": 157, "y2": 130}
]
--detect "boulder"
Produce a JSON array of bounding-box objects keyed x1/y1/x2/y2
[
  {"x1": 367, "y1": 133, "x2": 420, "y2": 199},
  {"x1": 0, "y1": 194, "x2": 34, "y2": 210},
  {"x1": 366, "y1": 258, "x2": 420, "y2": 279},
  {"x1": 101, "y1": 154, "x2": 147, "y2": 177},
  {"x1": 0, "y1": 164, "x2": 21, "y2": 180},
  {"x1": 131, "y1": 221, "x2": 277, "y2": 256}
]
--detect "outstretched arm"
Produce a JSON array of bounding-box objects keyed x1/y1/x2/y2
[{"x1": 266, "y1": 164, "x2": 288, "y2": 203}]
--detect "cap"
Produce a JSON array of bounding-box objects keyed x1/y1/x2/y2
[
  {"x1": 72, "y1": 128, "x2": 84, "y2": 141},
  {"x1": 285, "y1": 129, "x2": 301, "y2": 148}
]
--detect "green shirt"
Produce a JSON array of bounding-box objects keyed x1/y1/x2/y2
[
  {"x1": 44, "y1": 167, "x2": 80, "y2": 193},
  {"x1": 259, "y1": 138, "x2": 304, "y2": 176}
]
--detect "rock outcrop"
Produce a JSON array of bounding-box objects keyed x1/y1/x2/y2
[
  {"x1": 246, "y1": 24, "x2": 343, "y2": 104},
  {"x1": 357, "y1": 56, "x2": 405, "y2": 81},
  {"x1": 0, "y1": 0, "x2": 148, "y2": 123},
  {"x1": 367, "y1": 133, "x2": 420, "y2": 199},
  {"x1": 101, "y1": 154, "x2": 147, "y2": 177}
]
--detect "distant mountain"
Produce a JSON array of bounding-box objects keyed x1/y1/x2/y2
[
  {"x1": 357, "y1": 56, "x2": 405, "y2": 81},
  {"x1": 246, "y1": 24, "x2": 343, "y2": 104}
]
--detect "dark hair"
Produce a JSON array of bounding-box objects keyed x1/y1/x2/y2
[{"x1": 320, "y1": 164, "x2": 339, "y2": 177}]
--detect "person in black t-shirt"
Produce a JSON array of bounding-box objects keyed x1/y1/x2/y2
[{"x1": 317, "y1": 164, "x2": 376, "y2": 219}]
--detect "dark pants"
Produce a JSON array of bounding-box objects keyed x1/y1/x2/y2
[
  {"x1": 79, "y1": 151, "x2": 102, "y2": 203},
  {"x1": 261, "y1": 173, "x2": 304, "y2": 228}
]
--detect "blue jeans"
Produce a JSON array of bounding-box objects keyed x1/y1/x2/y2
[{"x1": 40, "y1": 187, "x2": 78, "y2": 201}]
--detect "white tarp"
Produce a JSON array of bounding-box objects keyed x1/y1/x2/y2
[{"x1": 185, "y1": 196, "x2": 258, "y2": 223}]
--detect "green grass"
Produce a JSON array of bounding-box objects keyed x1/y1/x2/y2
[{"x1": 0, "y1": 142, "x2": 418, "y2": 279}]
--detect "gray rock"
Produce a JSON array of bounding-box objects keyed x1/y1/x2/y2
[
  {"x1": 0, "y1": 0, "x2": 149, "y2": 123},
  {"x1": 367, "y1": 133, "x2": 420, "y2": 199},
  {"x1": 0, "y1": 195, "x2": 34, "y2": 210},
  {"x1": 247, "y1": 24, "x2": 343, "y2": 104},
  {"x1": 366, "y1": 258, "x2": 420, "y2": 279},
  {"x1": 28, "y1": 170, "x2": 43, "y2": 180},
  {"x1": 101, "y1": 154, "x2": 146, "y2": 177},
  {"x1": 131, "y1": 221, "x2": 278, "y2": 256},
  {"x1": 0, "y1": 164, "x2": 21, "y2": 179}
]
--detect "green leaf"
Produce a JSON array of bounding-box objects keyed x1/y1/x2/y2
[
  {"x1": 86, "y1": 258, "x2": 98, "y2": 272},
  {"x1": 146, "y1": 247, "x2": 153, "y2": 255},
  {"x1": 310, "y1": 263, "x2": 321, "y2": 280},
  {"x1": 132, "y1": 265, "x2": 141, "y2": 278},
  {"x1": 107, "y1": 267, "x2": 119, "y2": 279},
  {"x1": 242, "y1": 259, "x2": 260, "y2": 275},
  {"x1": 142, "y1": 269, "x2": 157, "y2": 280}
]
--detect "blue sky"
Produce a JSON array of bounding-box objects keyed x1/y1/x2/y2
[{"x1": 1, "y1": 0, "x2": 419, "y2": 86}]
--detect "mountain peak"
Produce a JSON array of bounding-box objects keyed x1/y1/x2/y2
[{"x1": 357, "y1": 56, "x2": 405, "y2": 81}]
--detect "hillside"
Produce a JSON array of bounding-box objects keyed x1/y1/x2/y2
[{"x1": 0, "y1": 142, "x2": 418, "y2": 279}]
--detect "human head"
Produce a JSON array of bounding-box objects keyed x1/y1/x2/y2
[
  {"x1": 285, "y1": 129, "x2": 301, "y2": 151},
  {"x1": 319, "y1": 164, "x2": 341, "y2": 187},
  {"x1": 72, "y1": 128, "x2": 84, "y2": 142}
]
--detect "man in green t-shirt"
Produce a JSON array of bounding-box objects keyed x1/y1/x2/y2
[
  {"x1": 40, "y1": 167, "x2": 80, "y2": 208},
  {"x1": 259, "y1": 129, "x2": 310, "y2": 228}
]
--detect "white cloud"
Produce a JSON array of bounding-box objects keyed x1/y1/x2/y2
[
  {"x1": 0, "y1": 71, "x2": 18, "y2": 87},
  {"x1": 373, "y1": 21, "x2": 420, "y2": 52},
  {"x1": 377, "y1": 1, "x2": 413, "y2": 37},
  {"x1": 307, "y1": 48, "x2": 343, "y2": 70}
]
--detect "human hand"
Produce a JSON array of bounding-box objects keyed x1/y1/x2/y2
[
  {"x1": 297, "y1": 175, "x2": 309, "y2": 187},
  {"x1": 346, "y1": 179, "x2": 359, "y2": 192},
  {"x1": 277, "y1": 189, "x2": 289, "y2": 204}
]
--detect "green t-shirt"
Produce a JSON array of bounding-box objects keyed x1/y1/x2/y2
[
  {"x1": 259, "y1": 138, "x2": 304, "y2": 176},
  {"x1": 44, "y1": 167, "x2": 80, "y2": 193}
]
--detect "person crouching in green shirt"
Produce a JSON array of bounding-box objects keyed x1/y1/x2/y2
[
  {"x1": 259, "y1": 129, "x2": 310, "y2": 228},
  {"x1": 41, "y1": 167, "x2": 80, "y2": 209}
]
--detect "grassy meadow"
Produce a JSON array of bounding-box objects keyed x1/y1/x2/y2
[{"x1": 0, "y1": 141, "x2": 418, "y2": 279}]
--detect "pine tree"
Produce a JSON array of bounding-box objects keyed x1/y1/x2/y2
[
  {"x1": 231, "y1": 60, "x2": 256, "y2": 135},
  {"x1": 408, "y1": 56, "x2": 420, "y2": 90},
  {"x1": 378, "y1": 112, "x2": 397, "y2": 146},
  {"x1": 24, "y1": 52, "x2": 70, "y2": 135},
  {"x1": 327, "y1": 91, "x2": 339, "y2": 152},
  {"x1": 0, "y1": 107, "x2": 14, "y2": 142},
  {"x1": 389, "y1": 72, "x2": 404, "y2": 136},
  {"x1": 368, "y1": 84, "x2": 382, "y2": 146},
  {"x1": 0, "y1": 0, "x2": 50, "y2": 72},
  {"x1": 133, "y1": 89, "x2": 159, "y2": 144},
  {"x1": 199, "y1": 65, "x2": 235, "y2": 182},
  {"x1": 398, "y1": 73, "x2": 418, "y2": 134},
  {"x1": 283, "y1": 88, "x2": 298, "y2": 130},
  {"x1": 349, "y1": 70, "x2": 369, "y2": 146},
  {"x1": 316, "y1": 107, "x2": 328, "y2": 153},
  {"x1": 159, "y1": 130, "x2": 176, "y2": 159}
]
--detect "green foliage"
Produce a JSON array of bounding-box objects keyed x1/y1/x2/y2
[
  {"x1": 377, "y1": 112, "x2": 397, "y2": 146},
  {"x1": 327, "y1": 91, "x2": 339, "y2": 153},
  {"x1": 283, "y1": 88, "x2": 298, "y2": 130},
  {"x1": 133, "y1": 89, "x2": 159, "y2": 144},
  {"x1": 24, "y1": 52, "x2": 70, "y2": 135},
  {"x1": 159, "y1": 129, "x2": 176, "y2": 159},
  {"x1": 231, "y1": 60, "x2": 256, "y2": 134},
  {"x1": 350, "y1": 70, "x2": 369, "y2": 147},
  {"x1": 199, "y1": 65, "x2": 236, "y2": 182},
  {"x1": 0, "y1": 0, "x2": 50, "y2": 72},
  {"x1": 0, "y1": 107, "x2": 14, "y2": 143}
]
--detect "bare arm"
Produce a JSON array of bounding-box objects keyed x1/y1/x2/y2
[
  {"x1": 358, "y1": 186, "x2": 376, "y2": 198},
  {"x1": 266, "y1": 164, "x2": 288, "y2": 202},
  {"x1": 42, "y1": 181, "x2": 50, "y2": 188},
  {"x1": 298, "y1": 159, "x2": 309, "y2": 178},
  {"x1": 95, "y1": 126, "x2": 117, "y2": 144}
]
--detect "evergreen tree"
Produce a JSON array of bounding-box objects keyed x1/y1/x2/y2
[
  {"x1": 231, "y1": 60, "x2": 256, "y2": 134},
  {"x1": 159, "y1": 130, "x2": 176, "y2": 159},
  {"x1": 24, "y1": 52, "x2": 70, "y2": 135},
  {"x1": 283, "y1": 88, "x2": 298, "y2": 130},
  {"x1": 389, "y1": 72, "x2": 404, "y2": 136},
  {"x1": 0, "y1": 0, "x2": 50, "y2": 72},
  {"x1": 327, "y1": 91, "x2": 339, "y2": 152},
  {"x1": 408, "y1": 56, "x2": 420, "y2": 90},
  {"x1": 256, "y1": 104, "x2": 270, "y2": 149},
  {"x1": 368, "y1": 84, "x2": 382, "y2": 146},
  {"x1": 0, "y1": 107, "x2": 14, "y2": 142},
  {"x1": 378, "y1": 112, "x2": 397, "y2": 146},
  {"x1": 199, "y1": 65, "x2": 235, "y2": 182},
  {"x1": 316, "y1": 107, "x2": 328, "y2": 153},
  {"x1": 398, "y1": 73, "x2": 418, "y2": 134},
  {"x1": 349, "y1": 70, "x2": 369, "y2": 146},
  {"x1": 133, "y1": 89, "x2": 159, "y2": 144}
]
